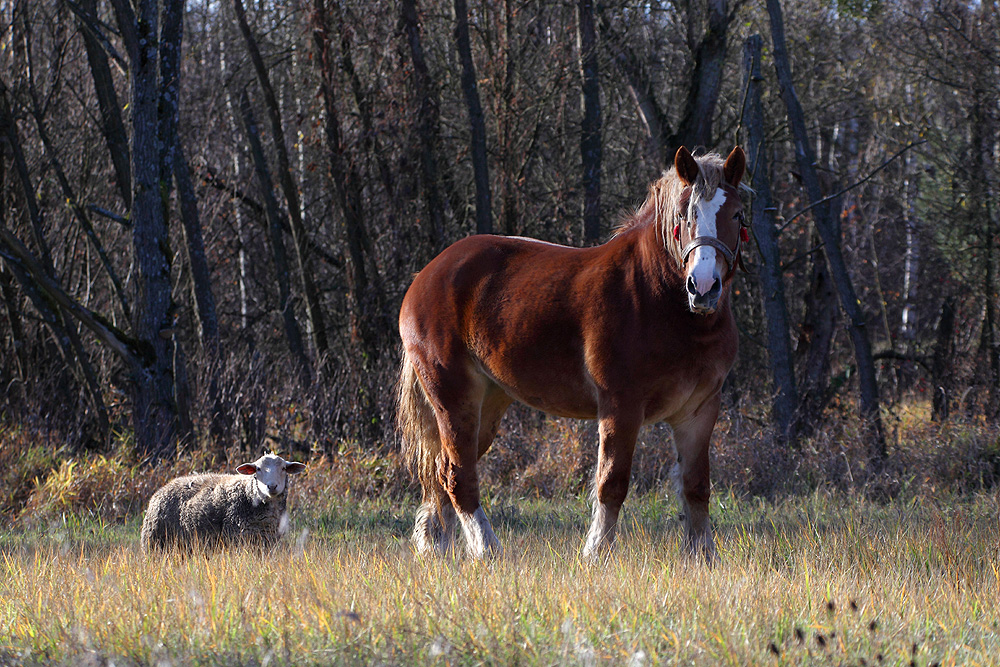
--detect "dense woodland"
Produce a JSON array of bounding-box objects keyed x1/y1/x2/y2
[{"x1": 0, "y1": 0, "x2": 998, "y2": 481}]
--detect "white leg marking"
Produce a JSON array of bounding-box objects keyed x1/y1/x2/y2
[
  {"x1": 582, "y1": 501, "x2": 620, "y2": 560},
  {"x1": 458, "y1": 506, "x2": 501, "y2": 559},
  {"x1": 412, "y1": 502, "x2": 457, "y2": 556}
]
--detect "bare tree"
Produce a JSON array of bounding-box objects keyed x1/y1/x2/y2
[
  {"x1": 312, "y1": 0, "x2": 386, "y2": 363},
  {"x1": 766, "y1": 0, "x2": 885, "y2": 465},
  {"x1": 236, "y1": 87, "x2": 311, "y2": 381},
  {"x1": 577, "y1": 0, "x2": 601, "y2": 242},
  {"x1": 742, "y1": 34, "x2": 798, "y2": 448},
  {"x1": 453, "y1": 0, "x2": 492, "y2": 234},
  {"x1": 233, "y1": 0, "x2": 328, "y2": 359}
]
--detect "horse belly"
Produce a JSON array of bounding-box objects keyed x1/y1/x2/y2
[{"x1": 475, "y1": 344, "x2": 599, "y2": 419}]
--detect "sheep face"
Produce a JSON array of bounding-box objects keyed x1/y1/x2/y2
[{"x1": 236, "y1": 452, "x2": 306, "y2": 502}]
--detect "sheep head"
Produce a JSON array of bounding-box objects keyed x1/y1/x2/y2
[{"x1": 237, "y1": 452, "x2": 307, "y2": 502}]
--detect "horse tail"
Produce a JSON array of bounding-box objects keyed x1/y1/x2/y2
[{"x1": 397, "y1": 350, "x2": 441, "y2": 500}]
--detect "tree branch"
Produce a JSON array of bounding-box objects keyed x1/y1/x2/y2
[{"x1": 779, "y1": 140, "x2": 928, "y2": 233}]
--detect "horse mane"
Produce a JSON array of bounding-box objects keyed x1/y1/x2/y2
[{"x1": 621, "y1": 152, "x2": 727, "y2": 265}]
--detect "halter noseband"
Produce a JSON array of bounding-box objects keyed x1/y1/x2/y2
[{"x1": 681, "y1": 236, "x2": 737, "y2": 271}]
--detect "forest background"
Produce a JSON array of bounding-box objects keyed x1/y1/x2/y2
[{"x1": 1, "y1": 0, "x2": 999, "y2": 522}]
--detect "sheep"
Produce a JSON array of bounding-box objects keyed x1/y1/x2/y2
[{"x1": 140, "y1": 451, "x2": 306, "y2": 551}]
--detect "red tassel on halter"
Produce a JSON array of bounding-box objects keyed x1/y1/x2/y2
[
  {"x1": 740, "y1": 227, "x2": 750, "y2": 243},
  {"x1": 673, "y1": 224, "x2": 680, "y2": 240}
]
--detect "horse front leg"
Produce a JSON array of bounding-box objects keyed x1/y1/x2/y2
[
  {"x1": 582, "y1": 406, "x2": 642, "y2": 560},
  {"x1": 671, "y1": 394, "x2": 721, "y2": 563}
]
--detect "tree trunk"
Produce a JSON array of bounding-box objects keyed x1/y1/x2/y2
[
  {"x1": 78, "y1": 0, "x2": 132, "y2": 210},
  {"x1": 675, "y1": 0, "x2": 729, "y2": 151},
  {"x1": 931, "y1": 297, "x2": 955, "y2": 422},
  {"x1": 312, "y1": 0, "x2": 385, "y2": 363},
  {"x1": 0, "y1": 263, "x2": 28, "y2": 384},
  {"x1": 159, "y1": 0, "x2": 223, "y2": 443},
  {"x1": 453, "y1": 0, "x2": 492, "y2": 235},
  {"x1": 796, "y1": 230, "x2": 839, "y2": 440},
  {"x1": 970, "y1": 91, "x2": 999, "y2": 415},
  {"x1": 499, "y1": 0, "x2": 520, "y2": 236},
  {"x1": 766, "y1": 0, "x2": 886, "y2": 465},
  {"x1": 174, "y1": 138, "x2": 228, "y2": 445},
  {"x1": 233, "y1": 0, "x2": 328, "y2": 358},
  {"x1": 900, "y1": 162, "x2": 919, "y2": 341},
  {"x1": 173, "y1": 139, "x2": 219, "y2": 358},
  {"x1": 742, "y1": 34, "x2": 799, "y2": 448},
  {"x1": 219, "y1": 47, "x2": 250, "y2": 332},
  {"x1": 237, "y1": 87, "x2": 311, "y2": 381},
  {"x1": 333, "y1": 1, "x2": 397, "y2": 215},
  {"x1": 111, "y1": 0, "x2": 181, "y2": 461},
  {"x1": 159, "y1": 0, "x2": 196, "y2": 451},
  {"x1": 577, "y1": 0, "x2": 601, "y2": 243},
  {"x1": 399, "y1": 0, "x2": 446, "y2": 249},
  {"x1": 600, "y1": 1, "x2": 729, "y2": 168}
]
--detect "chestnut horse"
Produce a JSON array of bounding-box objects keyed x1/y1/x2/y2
[{"x1": 398, "y1": 146, "x2": 747, "y2": 560}]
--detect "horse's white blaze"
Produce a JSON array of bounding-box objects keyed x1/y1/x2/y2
[
  {"x1": 458, "y1": 506, "x2": 501, "y2": 559},
  {"x1": 688, "y1": 188, "x2": 727, "y2": 295}
]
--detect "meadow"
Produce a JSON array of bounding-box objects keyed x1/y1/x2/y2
[{"x1": 2, "y1": 487, "x2": 998, "y2": 666}]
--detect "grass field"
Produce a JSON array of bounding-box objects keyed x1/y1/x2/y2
[{"x1": 2, "y1": 488, "x2": 998, "y2": 666}]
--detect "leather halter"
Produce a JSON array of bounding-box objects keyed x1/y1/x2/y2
[{"x1": 677, "y1": 190, "x2": 749, "y2": 281}]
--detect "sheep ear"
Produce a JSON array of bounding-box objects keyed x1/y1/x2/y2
[
  {"x1": 236, "y1": 463, "x2": 258, "y2": 475},
  {"x1": 284, "y1": 462, "x2": 306, "y2": 475}
]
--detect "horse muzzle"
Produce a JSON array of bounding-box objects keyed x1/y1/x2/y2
[{"x1": 687, "y1": 274, "x2": 721, "y2": 314}]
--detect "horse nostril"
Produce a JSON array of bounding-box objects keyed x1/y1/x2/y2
[{"x1": 687, "y1": 276, "x2": 698, "y2": 295}]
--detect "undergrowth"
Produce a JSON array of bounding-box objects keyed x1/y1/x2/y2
[{"x1": 2, "y1": 400, "x2": 1000, "y2": 527}]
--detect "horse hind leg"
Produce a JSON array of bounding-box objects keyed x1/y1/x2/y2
[
  {"x1": 438, "y1": 411, "x2": 502, "y2": 560},
  {"x1": 446, "y1": 386, "x2": 511, "y2": 558},
  {"x1": 399, "y1": 354, "x2": 458, "y2": 556},
  {"x1": 436, "y1": 383, "x2": 507, "y2": 560},
  {"x1": 407, "y1": 354, "x2": 503, "y2": 560},
  {"x1": 412, "y1": 493, "x2": 458, "y2": 556}
]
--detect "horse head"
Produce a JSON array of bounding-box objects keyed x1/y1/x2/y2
[{"x1": 671, "y1": 146, "x2": 747, "y2": 315}]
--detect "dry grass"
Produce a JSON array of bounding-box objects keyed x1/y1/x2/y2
[
  {"x1": 2, "y1": 490, "x2": 999, "y2": 666},
  {"x1": 3, "y1": 402, "x2": 1000, "y2": 664}
]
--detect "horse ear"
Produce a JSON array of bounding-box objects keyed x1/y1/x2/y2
[
  {"x1": 724, "y1": 146, "x2": 746, "y2": 187},
  {"x1": 674, "y1": 146, "x2": 699, "y2": 186}
]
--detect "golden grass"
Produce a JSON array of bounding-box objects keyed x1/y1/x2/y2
[{"x1": 2, "y1": 491, "x2": 999, "y2": 665}]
